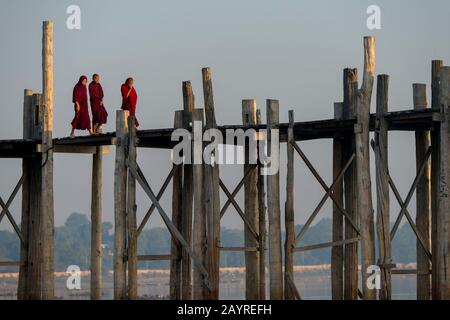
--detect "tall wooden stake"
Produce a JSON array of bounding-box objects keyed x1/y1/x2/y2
[
  {"x1": 332, "y1": 103, "x2": 344, "y2": 300},
  {"x1": 431, "y1": 60, "x2": 443, "y2": 299},
  {"x1": 266, "y1": 99, "x2": 283, "y2": 299},
  {"x1": 343, "y1": 68, "x2": 359, "y2": 300},
  {"x1": 438, "y1": 66, "x2": 450, "y2": 299},
  {"x1": 193, "y1": 109, "x2": 206, "y2": 299},
  {"x1": 41, "y1": 20, "x2": 54, "y2": 300},
  {"x1": 242, "y1": 99, "x2": 260, "y2": 300},
  {"x1": 170, "y1": 111, "x2": 184, "y2": 299},
  {"x1": 257, "y1": 109, "x2": 266, "y2": 300},
  {"x1": 375, "y1": 75, "x2": 392, "y2": 300},
  {"x1": 181, "y1": 81, "x2": 194, "y2": 299},
  {"x1": 355, "y1": 36, "x2": 376, "y2": 300},
  {"x1": 114, "y1": 110, "x2": 129, "y2": 300},
  {"x1": 284, "y1": 110, "x2": 295, "y2": 300},
  {"x1": 202, "y1": 68, "x2": 221, "y2": 299},
  {"x1": 413, "y1": 83, "x2": 431, "y2": 300},
  {"x1": 127, "y1": 116, "x2": 138, "y2": 300},
  {"x1": 91, "y1": 146, "x2": 103, "y2": 300}
]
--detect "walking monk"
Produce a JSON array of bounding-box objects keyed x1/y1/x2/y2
[
  {"x1": 70, "y1": 75, "x2": 93, "y2": 138},
  {"x1": 121, "y1": 77, "x2": 139, "y2": 127},
  {"x1": 89, "y1": 74, "x2": 108, "y2": 134}
]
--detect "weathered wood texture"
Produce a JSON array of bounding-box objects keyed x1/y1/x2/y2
[
  {"x1": 181, "y1": 81, "x2": 194, "y2": 299},
  {"x1": 375, "y1": 75, "x2": 392, "y2": 300},
  {"x1": 343, "y1": 68, "x2": 359, "y2": 300},
  {"x1": 41, "y1": 20, "x2": 54, "y2": 300},
  {"x1": 355, "y1": 37, "x2": 376, "y2": 300},
  {"x1": 332, "y1": 103, "x2": 344, "y2": 300},
  {"x1": 438, "y1": 66, "x2": 450, "y2": 299},
  {"x1": 285, "y1": 110, "x2": 296, "y2": 300},
  {"x1": 257, "y1": 109, "x2": 266, "y2": 300},
  {"x1": 242, "y1": 99, "x2": 260, "y2": 300},
  {"x1": 170, "y1": 111, "x2": 184, "y2": 299},
  {"x1": 266, "y1": 99, "x2": 283, "y2": 299},
  {"x1": 114, "y1": 110, "x2": 129, "y2": 299},
  {"x1": 127, "y1": 116, "x2": 138, "y2": 300},
  {"x1": 90, "y1": 146, "x2": 103, "y2": 300},
  {"x1": 413, "y1": 83, "x2": 431, "y2": 300},
  {"x1": 202, "y1": 68, "x2": 221, "y2": 299},
  {"x1": 192, "y1": 109, "x2": 206, "y2": 299},
  {"x1": 431, "y1": 60, "x2": 443, "y2": 299}
]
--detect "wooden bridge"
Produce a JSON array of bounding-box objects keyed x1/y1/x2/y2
[{"x1": 1, "y1": 21, "x2": 450, "y2": 300}]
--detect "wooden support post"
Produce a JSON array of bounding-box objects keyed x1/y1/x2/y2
[
  {"x1": 170, "y1": 111, "x2": 184, "y2": 299},
  {"x1": 127, "y1": 116, "x2": 138, "y2": 300},
  {"x1": 181, "y1": 81, "x2": 194, "y2": 299},
  {"x1": 202, "y1": 68, "x2": 221, "y2": 299},
  {"x1": 284, "y1": 110, "x2": 295, "y2": 300},
  {"x1": 242, "y1": 99, "x2": 260, "y2": 300},
  {"x1": 266, "y1": 99, "x2": 283, "y2": 300},
  {"x1": 413, "y1": 83, "x2": 432, "y2": 300},
  {"x1": 438, "y1": 66, "x2": 450, "y2": 299},
  {"x1": 90, "y1": 145, "x2": 103, "y2": 300},
  {"x1": 343, "y1": 68, "x2": 359, "y2": 300},
  {"x1": 355, "y1": 36, "x2": 376, "y2": 300},
  {"x1": 41, "y1": 20, "x2": 54, "y2": 300},
  {"x1": 257, "y1": 109, "x2": 266, "y2": 300},
  {"x1": 375, "y1": 75, "x2": 392, "y2": 300},
  {"x1": 114, "y1": 110, "x2": 129, "y2": 300},
  {"x1": 431, "y1": 60, "x2": 443, "y2": 299},
  {"x1": 332, "y1": 103, "x2": 344, "y2": 300},
  {"x1": 192, "y1": 109, "x2": 206, "y2": 299},
  {"x1": 18, "y1": 89, "x2": 33, "y2": 299}
]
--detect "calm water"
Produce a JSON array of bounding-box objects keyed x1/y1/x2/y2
[{"x1": 0, "y1": 270, "x2": 417, "y2": 300}]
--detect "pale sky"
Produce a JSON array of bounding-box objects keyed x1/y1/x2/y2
[{"x1": 1, "y1": 0, "x2": 449, "y2": 230}]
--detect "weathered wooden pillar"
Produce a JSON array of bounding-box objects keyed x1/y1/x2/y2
[
  {"x1": 170, "y1": 111, "x2": 184, "y2": 299},
  {"x1": 343, "y1": 68, "x2": 359, "y2": 300},
  {"x1": 331, "y1": 103, "x2": 344, "y2": 300},
  {"x1": 91, "y1": 146, "x2": 103, "y2": 300},
  {"x1": 18, "y1": 89, "x2": 33, "y2": 299},
  {"x1": 114, "y1": 110, "x2": 129, "y2": 300},
  {"x1": 355, "y1": 36, "x2": 376, "y2": 300},
  {"x1": 257, "y1": 109, "x2": 266, "y2": 300},
  {"x1": 181, "y1": 81, "x2": 194, "y2": 299},
  {"x1": 375, "y1": 75, "x2": 392, "y2": 300},
  {"x1": 266, "y1": 99, "x2": 283, "y2": 299},
  {"x1": 413, "y1": 83, "x2": 431, "y2": 300},
  {"x1": 431, "y1": 60, "x2": 443, "y2": 299},
  {"x1": 192, "y1": 108, "x2": 206, "y2": 299},
  {"x1": 41, "y1": 20, "x2": 55, "y2": 300},
  {"x1": 202, "y1": 68, "x2": 221, "y2": 299},
  {"x1": 242, "y1": 99, "x2": 260, "y2": 300},
  {"x1": 284, "y1": 110, "x2": 295, "y2": 300},
  {"x1": 438, "y1": 66, "x2": 450, "y2": 299},
  {"x1": 127, "y1": 116, "x2": 138, "y2": 300},
  {"x1": 23, "y1": 94, "x2": 44, "y2": 299}
]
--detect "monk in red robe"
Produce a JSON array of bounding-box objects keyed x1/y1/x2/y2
[
  {"x1": 89, "y1": 74, "x2": 108, "y2": 134},
  {"x1": 70, "y1": 76, "x2": 93, "y2": 138},
  {"x1": 121, "y1": 77, "x2": 139, "y2": 127}
]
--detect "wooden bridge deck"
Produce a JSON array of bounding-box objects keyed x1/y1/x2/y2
[{"x1": 0, "y1": 108, "x2": 438, "y2": 158}]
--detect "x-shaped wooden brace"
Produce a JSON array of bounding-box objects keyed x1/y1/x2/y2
[
  {"x1": 218, "y1": 164, "x2": 260, "y2": 242},
  {"x1": 126, "y1": 159, "x2": 212, "y2": 290},
  {"x1": 291, "y1": 141, "x2": 359, "y2": 246},
  {"x1": 0, "y1": 175, "x2": 24, "y2": 244},
  {"x1": 370, "y1": 141, "x2": 432, "y2": 261},
  {"x1": 136, "y1": 167, "x2": 174, "y2": 236}
]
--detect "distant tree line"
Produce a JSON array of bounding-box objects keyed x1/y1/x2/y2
[{"x1": 0, "y1": 213, "x2": 416, "y2": 272}]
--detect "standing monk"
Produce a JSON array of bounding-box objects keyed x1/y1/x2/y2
[
  {"x1": 121, "y1": 77, "x2": 139, "y2": 127},
  {"x1": 70, "y1": 75, "x2": 93, "y2": 138},
  {"x1": 89, "y1": 74, "x2": 108, "y2": 134}
]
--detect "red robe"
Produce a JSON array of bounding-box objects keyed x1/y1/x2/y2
[
  {"x1": 121, "y1": 83, "x2": 139, "y2": 127},
  {"x1": 71, "y1": 76, "x2": 91, "y2": 130},
  {"x1": 89, "y1": 81, "x2": 108, "y2": 125}
]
